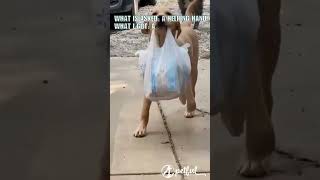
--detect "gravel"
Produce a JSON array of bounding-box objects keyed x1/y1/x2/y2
[{"x1": 110, "y1": 0, "x2": 210, "y2": 59}]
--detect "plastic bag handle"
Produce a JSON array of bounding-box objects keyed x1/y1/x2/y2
[{"x1": 181, "y1": 43, "x2": 190, "y2": 49}]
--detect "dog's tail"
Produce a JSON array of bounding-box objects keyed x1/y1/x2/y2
[
  {"x1": 183, "y1": 0, "x2": 204, "y2": 28},
  {"x1": 182, "y1": 1, "x2": 194, "y2": 27}
]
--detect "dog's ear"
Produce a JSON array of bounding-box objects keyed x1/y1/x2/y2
[{"x1": 141, "y1": 21, "x2": 150, "y2": 34}]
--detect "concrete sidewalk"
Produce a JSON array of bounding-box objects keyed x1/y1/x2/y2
[{"x1": 110, "y1": 57, "x2": 210, "y2": 180}]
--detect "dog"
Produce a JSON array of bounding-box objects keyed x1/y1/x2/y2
[
  {"x1": 213, "y1": 0, "x2": 281, "y2": 177},
  {"x1": 133, "y1": 5, "x2": 199, "y2": 137},
  {"x1": 185, "y1": 0, "x2": 204, "y2": 29},
  {"x1": 178, "y1": 0, "x2": 204, "y2": 29},
  {"x1": 178, "y1": 0, "x2": 189, "y2": 15}
]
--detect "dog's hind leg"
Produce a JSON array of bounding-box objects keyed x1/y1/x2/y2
[
  {"x1": 239, "y1": 46, "x2": 276, "y2": 175},
  {"x1": 239, "y1": 0, "x2": 281, "y2": 177},
  {"x1": 191, "y1": 63, "x2": 198, "y2": 98},
  {"x1": 133, "y1": 97, "x2": 151, "y2": 137},
  {"x1": 190, "y1": 41, "x2": 199, "y2": 98},
  {"x1": 193, "y1": 0, "x2": 203, "y2": 29},
  {"x1": 194, "y1": 21, "x2": 200, "y2": 30},
  {"x1": 239, "y1": 82, "x2": 275, "y2": 177},
  {"x1": 260, "y1": 4, "x2": 281, "y2": 116}
]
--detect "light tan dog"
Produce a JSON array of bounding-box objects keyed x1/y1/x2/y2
[{"x1": 133, "y1": 5, "x2": 199, "y2": 137}]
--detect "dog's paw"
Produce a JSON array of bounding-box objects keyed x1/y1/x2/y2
[
  {"x1": 133, "y1": 123, "x2": 147, "y2": 138},
  {"x1": 238, "y1": 157, "x2": 270, "y2": 177},
  {"x1": 184, "y1": 111, "x2": 195, "y2": 118}
]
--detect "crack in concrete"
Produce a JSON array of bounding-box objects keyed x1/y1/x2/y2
[
  {"x1": 273, "y1": 148, "x2": 320, "y2": 176},
  {"x1": 157, "y1": 101, "x2": 185, "y2": 180},
  {"x1": 196, "y1": 108, "x2": 211, "y2": 116}
]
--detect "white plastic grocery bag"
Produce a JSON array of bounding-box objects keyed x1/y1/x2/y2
[{"x1": 135, "y1": 29, "x2": 191, "y2": 101}]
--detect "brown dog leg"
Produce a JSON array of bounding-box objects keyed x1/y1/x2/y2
[
  {"x1": 260, "y1": 4, "x2": 281, "y2": 116},
  {"x1": 133, "y1": 97, "x2": 151, "y2": 137},
  {"x1": 239, "y1": 86, "x2": 275, "y2": 177},
  {"x1": 185, "y1": 80, "x2": 197, "y2": 118},
  {"x1": 239, "y1": 0, "x2": 281, "y2": 177},
  {"x1": 191, "y1": 64, "x2": 198, "y2": 98}
]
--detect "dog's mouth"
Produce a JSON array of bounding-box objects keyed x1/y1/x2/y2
[
  {"x1": 152, "y1": 14, "x2": 171, "y2": 47},
  {"x1": 155, "y1": 21, "x2": 167, "y2": 28},
  {"x1": 155, "y1": 15, "x2": 167, "y2": 28}
]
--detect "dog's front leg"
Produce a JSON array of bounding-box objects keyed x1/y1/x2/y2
[
  {"x1": 239, "y1": 0, "x2": 280, "y2": 176},
  {"x1": 185, "y1": 80, "x2": 196, "y2": 118},
  {"x1": 133, "y1": 97, "x2": 151, "y2": 137},
  {"x1": 238, "y1": 86, "x2": 275, "y2": 177}
]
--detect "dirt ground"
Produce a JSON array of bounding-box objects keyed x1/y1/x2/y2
[{"x1": 110, "y1": 0, "x2": 210, "y2": 59}]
